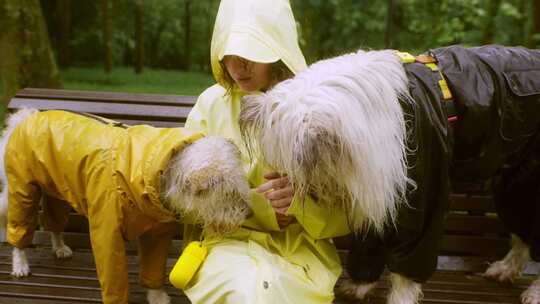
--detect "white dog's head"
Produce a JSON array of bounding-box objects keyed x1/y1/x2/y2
[
  {"x1": 162, "y1": 136, "x2": 252, "y2": 234},
  {"x1": 239, "y1": 50, "x2": 415, "y2": 233}
]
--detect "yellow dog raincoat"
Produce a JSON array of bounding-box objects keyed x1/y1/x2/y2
[{"x1": 5, "y1": 110, "x2": 202, "y2": 303}]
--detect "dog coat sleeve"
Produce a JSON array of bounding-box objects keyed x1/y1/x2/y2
[
  {"x1": 4, "y1": 126, "x2": 42, "y2": 248},
  {"x1": 138, "y1": 222, "x2": 177, "y2": 289},
  {"x1": 88, "y1": 203, "x2": 130, "y2": 303}
]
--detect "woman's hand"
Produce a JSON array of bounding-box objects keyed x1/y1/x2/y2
[{"x1": 257, "y1": 172, "x2": 296, "y2": 229}]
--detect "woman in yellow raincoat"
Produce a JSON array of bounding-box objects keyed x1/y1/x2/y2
[{"x1": 182, "y1": 0, "x2": 351, "y2": 303}]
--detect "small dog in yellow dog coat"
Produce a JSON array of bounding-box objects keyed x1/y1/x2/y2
[{"x1": 0, "y1": 108, "x2": 252, "y2": 304}]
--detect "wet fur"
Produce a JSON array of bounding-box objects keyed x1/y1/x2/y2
[{"x1": 240, "y1": 49, "x2": 414, "y2": 234}]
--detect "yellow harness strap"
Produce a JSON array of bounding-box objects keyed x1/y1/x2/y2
[{"x1": 395, "y1": 51, "x2": 453, "y2": 100}]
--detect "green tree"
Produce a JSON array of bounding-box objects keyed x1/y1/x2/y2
[
  {"x1": 527, "y1": 0, "x2": 540, "y2": 48},
  {"x1": 482, "y1": 0, "x2": 502, "y2": 44},
  {"x1": 0, "y1": 0, "x2": 62, "y2": 105},
  {"x1": 102, "y1": 0, "x2": 113, "y2": 73},
  {"x1": 184, "y1": 0, "x2": 192, "y2": 70},
  {"x1": 134, "y1": 0, "x2": 144, "y2": 73},
  {"x1": 57, "y1": 0, "x2": 72, "y2": 67}
]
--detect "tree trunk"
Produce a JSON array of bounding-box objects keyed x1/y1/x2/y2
[
  {"x1": 527, "y1": 0, "x2": 540, "y2": 48},
  {"x1": 134, "y1": 0, "x2": 144, "y2": 74},
  {"x1": 57, "y1": 0, "x2": 72, "y2": 67},
  {"x1": 184, "y1": 0, "x2": 192, "y2": 70},
  {"x1": 482, "y1": 0, "x2": 501, "y2": 44},
  {"x1": 515, "y1": 0, "x2": 528, "y2": 45},
  {"x1": 0, "y1": 0, "x2": 62, "y2": 105},
  {"x1": 101, "y1": 0, "x2": 113, "y2": 73},
  {"x1": 385, "y1": 0, "x2": 397, "y2": 48}
]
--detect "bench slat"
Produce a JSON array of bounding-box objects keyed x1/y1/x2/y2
[
  {"x1": 30, "y1": 231, "x2": 184, "y2": 257},
  {"x1": 17, "y1": 88, "x2": 197, "y2": 106},
  {"x1": 115, "y1": 119, "x2": 184, "y2": 128},
  {"x1": 9, "y1": 98, "x2": 192, "y2": 121},
  {"x1": 450, "y1": 194, "x2": 495, "y2": 212},
  {"x1": 444, "y1": 213, "x2": 507, "y2": 234},
  {"x1": 439, "y1": 235, "x2": 509, "y2": 257}
]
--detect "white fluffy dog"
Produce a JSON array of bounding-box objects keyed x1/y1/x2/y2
[
  {"x1": 240, "y1": 49, "x2": 418, "y2": 303},
  {"x1": 240, "y1": 50, "x2": 411, "y2": 234},
  {"x1": 0, "y1": 108, "x2": 251, "y2": 304},
  {"x1": 239, "y1": 45, "x2": 540, "y2": 303}
]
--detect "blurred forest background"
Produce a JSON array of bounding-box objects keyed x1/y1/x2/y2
[{"x1": 0, "y1": 0, "x2": 539, "y2": 109}]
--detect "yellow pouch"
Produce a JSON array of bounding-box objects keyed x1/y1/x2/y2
[{"x1": 169, "y1": 241, "x2": 208, "y2": 289}]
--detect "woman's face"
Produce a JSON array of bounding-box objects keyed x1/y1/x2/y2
[{"x1": 222, "y1": 55, "x2": 273, "y2": 92}]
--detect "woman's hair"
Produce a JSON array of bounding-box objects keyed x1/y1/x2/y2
[{"x1": 219, "y1": 60, "x2": 294, "y2": 95}]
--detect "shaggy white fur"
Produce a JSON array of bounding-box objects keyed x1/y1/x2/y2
[
  {"x1": 11, "y1": 247, "x2": 30, "y2": 277},
  {"x1": 337, "y1": 273, "x2": 422, "y2": 304},
  {"x1": 240, "y1": 49, "x2": 414, "y2": 233},
  {"x1": 484, "y1": 234, "x2": 531, "y2": 283},
  {"x1": 387, "y1": 272, "x2": 422, "y2": 304},
  {"x1": 147, "y1": 288, "x2": 171, "y2": 304},
  {"x1": 51, "y1": 232, "x2": 73, "y2": 259},
  {"x1": 162, "y1": 136, "x2": 252, "y2": 234},
  {"x1": 337, "y1": 279, "x2": 377, "y2": 300},
  {"x1": 484, "y1": 234, "x2": 540, "y2": 304},
  {"x1": 522, "y1": 278, "x2": 540, "y2": 304}
]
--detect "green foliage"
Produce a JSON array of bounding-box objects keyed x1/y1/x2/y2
[
  {"x1": 496, "y1": 0, "x2": 529, "y2": 45},
  {"x1": 39, "y1": 0, "x2": 536, "y2": 71},
  {"x1": 41, "y1": 0, "x2": 220, "y2": 70},
  {"x1": 292, "y1": 0, "x2": 535, "y2": 60},
  {"x1": 292, "y1": 0, "x2": 390, "y2": 62}
]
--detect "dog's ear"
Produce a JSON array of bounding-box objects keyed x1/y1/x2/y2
[
  {"x1": 239, "y1": 94, "x2": 266, "y2": 132},
  {"x1": 239, "y1": 94, "x2": 268, "y2": 158}
]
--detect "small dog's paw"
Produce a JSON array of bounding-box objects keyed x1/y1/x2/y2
[
  {"x1": 484, "y1": 260, "x2": 519, "y2": 283},
  {"x1": 336, "y1": 279, "x2": 376, "y2": 300},
  {"x1": 54, "y1": 244, "x2": 73, "y2": 259},
  {"x1": 11, "y1": 263, "x2": 30, "y2": 277},
  {"x1": 521, "y1": 283, "x2": 540, "y2": 304},
  {"x1": 388, "y1": 273, "x2": 423, "y2": 304},
  {"x1": 147, "y1": 288, "x2": 170, "y2": 304},
  {"x1": 11, "y1": 252, "x2": 30, "y2": 277}
]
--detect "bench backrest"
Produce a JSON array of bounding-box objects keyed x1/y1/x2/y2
[
  {"x1": 8, "y1": 88, "x2": 196, "y2": 127},
  {"x1": 7, "y1": 88, "x2": 510, "y2": 258}
]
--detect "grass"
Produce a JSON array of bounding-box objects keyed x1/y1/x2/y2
[
  {"x1": 1, "y1": 66, "x2": 214, "y2": 125},
  {"x1": 61, "y1": 66, "x2": 215, "y2": 96}
]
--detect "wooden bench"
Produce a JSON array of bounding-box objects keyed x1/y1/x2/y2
[{"x1": 1, "y1": 88, "x2": 537, "y2": 303}]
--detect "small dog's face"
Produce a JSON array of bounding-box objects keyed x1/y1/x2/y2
[
  {"x1": 162, "y1": 137, "x2": 253, "y2": 235},
  {"x1": 239, "y1": 50, "x2": 413, "y2": 234},
  {"x1": 180, "y1": 164, "x2": 253, "y2": 234},
  {"x1": 239, "y1": 94, "x2": 352, "y2": 207}
]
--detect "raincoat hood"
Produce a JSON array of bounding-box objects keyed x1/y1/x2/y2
[{"x1": 210, "y1": 0, "x2": 307, "y2": 87}]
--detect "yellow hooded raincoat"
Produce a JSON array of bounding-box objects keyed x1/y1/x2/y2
[
  {"x1": 5, "y1": 110, "x2": 203, "y2": 303},
  {"x1": 182, "y1": 0, "x2": 351, "y2": 303}
]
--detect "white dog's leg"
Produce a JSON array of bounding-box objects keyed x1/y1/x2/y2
[
  {"x1": 11, "y1": 247, "x2": 30, "y2": 277},
  {"x1": 51, "y1": 232, "x2": 73, "y2": 259},
  {"x1": 147, "y1": 288, "x2": 171, "y2": 304},
  {"x1": 387, "y1": 272, "x2": 422, "y2": 304},
  {"x1": 484, "y1": 234, "x2": 530, "y2": 283},
  {"x1": 521, "y1": 277, "x2": 540, "y2": 304},
  {"x1": 337, "y1": 278, "x2": 377, "y2": 300},
  {"x1": 0, "y1": 189, "x2": 8, "y2": 242}
]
